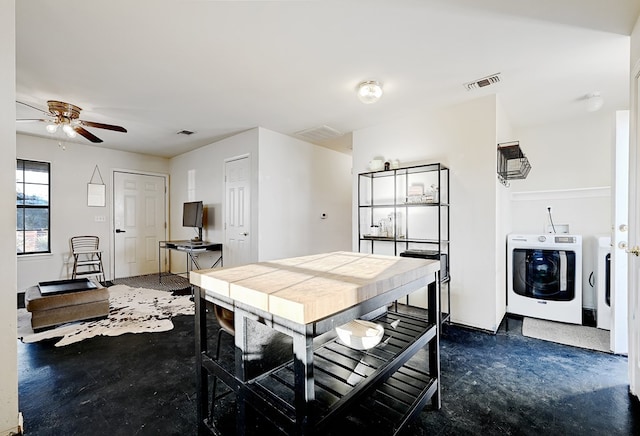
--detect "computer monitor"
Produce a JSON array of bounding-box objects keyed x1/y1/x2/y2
[{"x1": 182, "y1": 201, "x2": 203, "y2": 242}]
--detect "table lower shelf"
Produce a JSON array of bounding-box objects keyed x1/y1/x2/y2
[
  {"x1": 327, "y1": 362, "x2": 438, "y2": 436},
  {"x1": 242, "y1": 310, "x2": 438, "y2": 433}
]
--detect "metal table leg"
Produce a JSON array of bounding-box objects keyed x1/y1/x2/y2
[
  {"x1": 194, "y1": 287, "x2": 209, "y2": 433},
  {"x1": 292, "y1": 325, "x2": 315, "y2": 434}
]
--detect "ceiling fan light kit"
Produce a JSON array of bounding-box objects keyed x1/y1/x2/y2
[
  {"x1": 357, "y1": 80, "x2": 383, "y2": 104},
  {"x1": 62, "y1": 123, "x2": 77, "y2": 138},
  {"x1": 17, "y1": 99, "x2": 127, "y2": 144}
]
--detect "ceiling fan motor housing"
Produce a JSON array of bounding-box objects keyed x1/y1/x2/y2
[{"x1": 48, "y1": 100, "x2": 82, "y2": 121}]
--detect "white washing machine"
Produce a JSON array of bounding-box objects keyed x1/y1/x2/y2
[
  {"x1": 596, "y1": 236, "x2": 611, "y2": 330},
  {"x1": 507, "y1": 234, "x2": 583, "y2": 324}
]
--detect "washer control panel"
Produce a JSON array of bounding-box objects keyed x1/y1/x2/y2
[{"x1": 554, "y1": 236, "x2": 576, "y2": 243}]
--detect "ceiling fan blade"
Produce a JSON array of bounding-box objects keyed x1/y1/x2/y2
[
  {"x1": 16, "y1": 118, "x2": 48, "y2": 123},
  {"x1": 16, "y1": 101, "x2": 52, "y2": 117},
  {"x1": 79, "y1": 120, "x2": 127, "y2": 133},
  {"x1": 74, "y1": 126, "x2": 103, "y2": 143}
]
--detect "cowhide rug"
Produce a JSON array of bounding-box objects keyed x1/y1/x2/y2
[{"x1": 17, "y1": 284, "x2": 194, "y2": 347}]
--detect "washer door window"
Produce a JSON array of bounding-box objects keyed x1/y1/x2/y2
[{"x1": 513, "y1": 249, "x2": 576, "y2": 301}]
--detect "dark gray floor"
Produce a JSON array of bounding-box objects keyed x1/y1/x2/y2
[{"x1": 18, "y1": 307, "x2": 639, "y2": 435}]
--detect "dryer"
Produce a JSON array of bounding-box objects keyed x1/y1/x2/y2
[{"x1": 507, "y1": 234, "x2": 583, "y2": 324}]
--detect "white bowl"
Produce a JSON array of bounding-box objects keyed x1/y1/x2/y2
[{"x1": 335, "y1": 319, "x2": 384, "y2": 350}]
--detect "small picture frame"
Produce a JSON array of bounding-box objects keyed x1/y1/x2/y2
[{"x1": 87, "y1": 183, "x2": 106, "y2": 207}]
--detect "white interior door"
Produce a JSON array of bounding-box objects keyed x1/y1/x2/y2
[
  {"x1": 224, "y1": 156, "x2": 251, "y2": 267},
  {"x1": 611, "y1": 111, "x2": 629, "y2": 353},
  {"x1": 628, "y1": 64, "x2": 640, "y2": 399},
  {"x1": 113, "y1": 171, "x2": 167, "y2": 278}
]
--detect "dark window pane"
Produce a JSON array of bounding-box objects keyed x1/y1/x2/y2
[
  {"x1": 16, "y1": 232, "x2": 24, "y2": 254},
  {"x1": 17, "y1": 159, "x2": 50, "y2": 255},
  {"x1": 24, "y1": 208, "x2": 48, "y2": 231},
  {"x1": 23, "y1": 161, "x2": 49, "y2": 183},
  {"x1": 16, "y1": 184, "x2": 24, "y2": 205},
  {"x1": 23, "y1": 184, "x2": 48, "y2": 205},
  {"x1": 23, "y1": 230, "x2": 48, "y2": 253},
  {"x1": 16, "y1": 209, "x2": 24, "y2": 231}
]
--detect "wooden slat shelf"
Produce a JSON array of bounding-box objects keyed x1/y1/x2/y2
[
  {"x1": 329, "y1": 364, "x2": 437, "y2": 436},
  {"x1": 245, "y1": 311, "x2": 437, "y2": 433}
]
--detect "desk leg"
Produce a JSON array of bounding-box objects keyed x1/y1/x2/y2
[{"x1": 292, "y1": 326, "x2": 315, "y2": 434}]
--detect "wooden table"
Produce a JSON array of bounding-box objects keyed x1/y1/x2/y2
[{"x1": 191, "y1": 251, "x2": 441, "y2": 435}]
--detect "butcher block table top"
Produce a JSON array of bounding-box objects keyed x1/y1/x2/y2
[{"x1": 190, "y1": 251, "x2": 440, "y2": 325}]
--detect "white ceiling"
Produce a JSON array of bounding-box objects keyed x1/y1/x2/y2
[{"x1": 15, "y1": 0, "x2": 640, "y2": 157}]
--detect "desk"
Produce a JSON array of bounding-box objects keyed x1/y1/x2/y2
[
  {"x1": 191, "y1": 251, "x2": 441, "y2": 435},
  {"x1": 158, "y1": 240, "x2": 222, "y2": 283}
]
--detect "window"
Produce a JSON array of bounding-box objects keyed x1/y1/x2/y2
[{"x1": 16, "y1": 159, "x2": 50, "y2": 255}]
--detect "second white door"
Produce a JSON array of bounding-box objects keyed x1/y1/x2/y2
[
  {"x1": 113, "y1": 171, "x2": 167, "y2": 278},
  {"x1": 224, "y1": 156, "x2": 252, "y2": 267}
]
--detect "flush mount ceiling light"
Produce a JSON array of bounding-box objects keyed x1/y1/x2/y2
[
  {"x1": 357, "y1": 80, "x2": 383, "y2": 104},
  {"x1": 585, "y1": 92, "x2": 604, "y2": 112}
]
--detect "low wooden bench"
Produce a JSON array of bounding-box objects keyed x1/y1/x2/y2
[{"x1": 25, "y1": 282, "x2": 110, "y2": 331}]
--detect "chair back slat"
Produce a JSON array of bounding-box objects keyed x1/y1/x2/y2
[{"x1": 71, "y1": 236, "x2": 100, "y2": 253}]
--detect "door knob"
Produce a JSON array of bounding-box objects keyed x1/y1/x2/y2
[
  {"x1": 116, "y1": 229, "x2": 126, "y2": 233},
  {"x1": 240, "y1": 232, "x2": 249, "y2": 236},
  {"x1": 619, "y1": 241, "x2": 640, "y2": 256}
]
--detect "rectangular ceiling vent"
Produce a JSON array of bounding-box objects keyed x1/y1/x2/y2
[
  {"x1": 295, "y1": 125, "x2": 343, "y2": 142},
  {"x1": 464, "y1": 73, "x2": 501, "y2": 91}
]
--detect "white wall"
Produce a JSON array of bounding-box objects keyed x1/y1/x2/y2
[
  {"x1": 16, "y1": 134, "x2": 169, "y2": 291},
  {"x1": 353, "y1": 94, "x2": 616, "y2": 330},
  {"x1": 510, "y1": 113, "x2": 614, "y2": 309},
  {"x1": 257, "y1": 128, "x2": 352, "y2": 260},
  {"x1": 353, "y1": 95, "x2": 501, "y2": 332},
  {"x1": 0, "y1": 1, "x2": 18, "y2": 433},
  {"x1": 169, "y1": 128, "x2": 260, "y2": 269},
  {"x1": 168, "y1": 127, "x2": 352, "y2": 267},
  {"x1": 496, "y1": 98, "x2": 515, "y2": 328}
]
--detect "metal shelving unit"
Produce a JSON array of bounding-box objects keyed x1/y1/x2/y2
[{"x1": 358, "y1": 163, "x2": 451, "y2": 324}]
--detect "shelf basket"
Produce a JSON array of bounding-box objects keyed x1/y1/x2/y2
[{"x1": 497, "y1": 141, "x2": 531, "y2": 181}]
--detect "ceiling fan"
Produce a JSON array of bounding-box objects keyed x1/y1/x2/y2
[{"x1": 16, "y1": 100, "x2": 127, "y2": 143}]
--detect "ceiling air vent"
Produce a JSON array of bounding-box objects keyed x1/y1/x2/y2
[
  {"x1": 464, "y1": 73, "x2": 501, "y2": 91},
  {"x1": 177, "y1": 130, "x2": 195, "y2": 136},
  {"x1": 295, "y1": 125, "x2": 343, "y2": 142}
]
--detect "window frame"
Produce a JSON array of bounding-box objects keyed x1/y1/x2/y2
[{"x1": 16, "y1": 159, "x2": 51, "y2": 255}]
